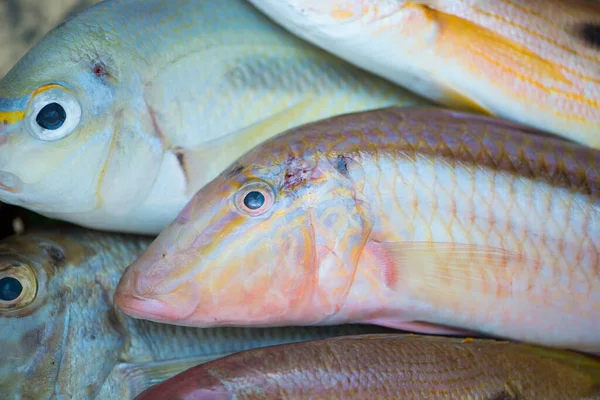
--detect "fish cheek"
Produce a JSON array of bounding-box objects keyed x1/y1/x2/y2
[
  {"x1": 204, "y1": 213, "x2": 317, "y2": 324},
  {"x1": 1, "y1": 301, "x2": 68, "y2": 400},
  {"x1": 96, "y1": 108, "x2": 164, "y2": 215},
  {"x1": 55, "y1": 289, "x2": 127, "y2": 398}
]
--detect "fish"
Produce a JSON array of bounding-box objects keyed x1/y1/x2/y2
[
  {"x1": 0, "y1": 228, "x2": 395, "y2": 400},
  {"x1": 0, "y1": 0, "x2": 427, "y2": 235},
  {"x1": 114, "y1": 106, "x2": 600, "y2": 355},
  {"x1": 247, "y1": 0, "x2": 600, "y2": 149},
  {"x1": 134, "y1": 334, "x2": 600, "y2": 400}
]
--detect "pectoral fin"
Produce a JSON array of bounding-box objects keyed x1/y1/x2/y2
[
  {"x1": 181, "y1": 97, "x2": 315, "y2": 194},
  {"x1": 376, "y1": 241, "x2": 526, "y2": 301},
  {"x1": 115, "y1": 355, "x2": 233, "y2": 397},
  {"x1": 361, "y1": 241, "x2": 530, "y2": 335},
  {"x1": 363, "y1": 239, "x2": 537, "y2": 334}
]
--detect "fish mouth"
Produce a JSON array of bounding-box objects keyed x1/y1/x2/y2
[
  {"x1": 114, "y1": 292, "x2": 195, "y2": 323},
  {"x1": 0, "y1": 171, "x2": 23, "y2": 194}
]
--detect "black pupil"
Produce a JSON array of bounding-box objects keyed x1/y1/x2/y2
[
  {"x1": 243, "y1": 191, "x2": 265, "y2": 210},
  {"x1": 36, "y1": 102, "x2": 66, "y2": 130},
  {"x1": 0, "y1": 277, "x2": 23, "y2": 302}
]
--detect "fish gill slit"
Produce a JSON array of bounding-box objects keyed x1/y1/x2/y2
[
  {"x1": 50, "y1": 307, "x2": 71, "y2": 400},
  {"x1": 145, "y1": 102, "x2": 169, "y2": 148},
  {"x1": 95, "y1": 124, "x2": 119, "y2": 207},
  {"x1": 172, "y1": 147, "x2": 190, "y2": 187}
]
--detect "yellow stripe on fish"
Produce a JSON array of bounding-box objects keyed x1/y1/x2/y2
[
  {"x1": 0, "y1": 110, "x2": 25, "y2": 125},
  {"x1": 248, "y1": 0, "x2": 600, "y2": 148}
]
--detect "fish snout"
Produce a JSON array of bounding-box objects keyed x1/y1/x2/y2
[
  {"x1": 114, "y1": 292, "x2": 187, "y2": 322},
  {"x1": 114, "y1": 258, "x2": 200, "y2": 323}
]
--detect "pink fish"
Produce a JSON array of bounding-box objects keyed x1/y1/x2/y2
[{"x1": 115, "y1": 107, "x2": 600, "y2": 355}]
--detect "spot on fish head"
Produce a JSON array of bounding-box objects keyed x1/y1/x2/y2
[
  {"x1": 576, "y1": 23, "x2": 600, "y2": 49},
  {"x1": 282, "y1": 155, "x2": 319, "y2": 191}
]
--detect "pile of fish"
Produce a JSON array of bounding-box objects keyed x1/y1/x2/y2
[{"x1": 0, "y1": 0, "x2": 599, "y2": 399}]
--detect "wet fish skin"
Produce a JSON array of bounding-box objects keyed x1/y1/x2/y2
[
  {"x1": 248, "y1": 0, "x2": 600, "y2": 149},
  {"x1": 0, "y1": 228, "x2": 394, "y2": 400},
  {"x1": 0, "y1": 0, "x2": 426, "y2": 235},
  {"x1": 115, "y1": 106, "x2": 600, "y2": 355},
  {"x1": 135, "y1": 334, "x2": 600, "y2": 400}
]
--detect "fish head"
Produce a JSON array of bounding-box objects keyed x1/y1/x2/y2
[
  {"x1": 0, "y1": 230, "x2": 130, "y2": 399},
  {"x1": 115, "y1": 124, "x2": 374, "y2": 328},
  {"x1": 0, "y1": 8, "x2": 159, "y2": 221}
]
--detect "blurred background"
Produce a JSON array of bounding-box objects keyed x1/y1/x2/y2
[
  {"x1": 0, "y1": 0, "x2": 101, "y2": 238},
  {"x1": 0, "y1": 0, "x2": 101, "y2": 78}
]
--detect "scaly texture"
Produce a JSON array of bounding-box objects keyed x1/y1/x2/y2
[
  {"x1": 0, "y1": 228, "x2": 394, "y2": 400},
  {"x1": 248, "y1": 0, "x2": 600, "y2": 148},
  {"x1": 135, "y1": 334, "x2": 600, "y2": 400},
  {"x1": 114, "y1": 106, "x2": 600, "y2": 354},
  {"x1": 0, "y1": 0, "x2": 425, "y2": 234}
]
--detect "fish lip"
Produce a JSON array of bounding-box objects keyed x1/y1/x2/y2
[
  {"x1": 114, "y1": 292, "x2": 193, "y2": 323},
  {"x1": 0, "y1": 171, "x2": 23, "y2": 194}
]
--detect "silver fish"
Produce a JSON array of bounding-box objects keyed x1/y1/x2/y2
[
  {"x1": 0, "y1": 228, "x2": 393, "y2": 400},
  {"x1": 0, "y1": 0, "x2": 426, "y2": 235}
]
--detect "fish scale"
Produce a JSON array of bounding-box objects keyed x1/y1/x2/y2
[
  {"x1": 0, "y1": 0, "x2": 426, "y2": 234},
  {"x1": 0, "y1": 228, "x2": 395, "y2": 400},
  {"x1": 115, "y1": 106, "x2": 600, "y2": 356},
  {"x1": 134, "y1": 334, "x2": 600, "y2": 400},
  {"x1": 248, "y1": 0, "x2": 600, "y2": 148}
]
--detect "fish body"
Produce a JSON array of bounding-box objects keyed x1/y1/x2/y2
[
  {"x1": 248, "y1": 0, "x2": 600, "y2": 148},
  {"x1": 115, "y1": 106, "x2": 600, "y2": 355},
  {"x1": 135, "y1": 334, "x2": 600, "y2": 400},
  {"x1": 0, "y1": 228, "x2": 394, "y2": 400},
  {"x1": 0, "y1": 0, "x2": 425, "y2": 235}
]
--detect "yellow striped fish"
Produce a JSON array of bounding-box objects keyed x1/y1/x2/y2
[{"x1": 248, "y1": 0, "x2": 600, "y2": 148}]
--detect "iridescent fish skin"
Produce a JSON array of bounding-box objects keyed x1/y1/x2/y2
[
  {"x1": 115, "y1": 106, "x2": 600, "y2": 355},
  {"x1": 248, "y1": 0, "x2": 600, "y2": 148},
  {"x1": 0, "y1": 228, "x2": 393, "y2": 400},
  {"x1": 135, "y1": 334, "x2": 600, "y2": 400},
  {"x1": 0, "y1": 0, "x2": 425, "y2": 235}
]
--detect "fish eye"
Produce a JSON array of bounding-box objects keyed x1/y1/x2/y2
[
  {"x1": 0, "y1": 263, "x2": 37, "y2": 310},
  {"x1": 243, "y1": 191, "x2": 265, "y2": 210},
  {"x1": 0, "y1": 276, "x2": 22, "y2": 301},
  {"x1": 235, "y1": 181, "x2": 275, "y2": 216},
  {"x1": 26, "y1": 86, "x2": 82, "y2": 141},
  {"x1": 36, "y1": 102, "x2": 66, "y2": 130}
]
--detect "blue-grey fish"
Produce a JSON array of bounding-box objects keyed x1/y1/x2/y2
[
  {"x1": 0, "y1": 228, "x2": 393, "y2": 400},
  {"x1": 0, "y1": 0, "x2": 426, "y2": 235}
]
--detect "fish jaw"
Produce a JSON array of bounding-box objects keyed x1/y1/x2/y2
[
  {"x1": 114, "y1": 191, "x2": 320, "y2": 327},
  {"x1": 115, "y1": 155, "x2": 375, "y2": 328}
]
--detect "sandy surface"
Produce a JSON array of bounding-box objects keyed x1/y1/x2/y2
[{"x1": 0, "y1": 0, "x2": 101, "y2": 78}]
